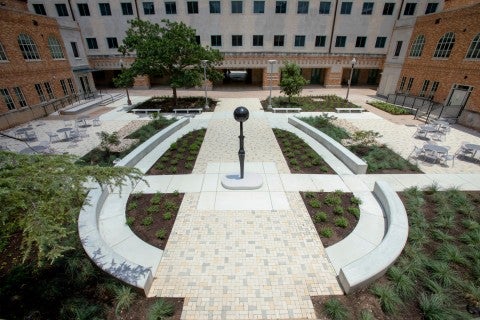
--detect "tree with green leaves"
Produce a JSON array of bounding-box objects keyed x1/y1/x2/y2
[
  {"x1": 279, "y1": 62, "x2": 309, "y2": 102},
  {"x1": 120, "y1": 19, "x2": 223, "y2": 106},
  {"x1": 0, "y1": 151, "x2": 143, "y2": 266}
]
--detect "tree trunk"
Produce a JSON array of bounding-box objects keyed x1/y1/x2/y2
[{"x1": 172, "y1": 87, "x2": 177, "y2": 106}]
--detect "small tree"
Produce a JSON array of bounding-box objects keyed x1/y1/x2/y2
[
  {"x1": 279, "y1": 62, "x2": 309, "y2": 102},
  {"x1": 97, "y1": 131, "x2": 121, "y2": 156}
]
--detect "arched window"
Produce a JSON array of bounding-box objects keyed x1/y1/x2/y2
[
  {"x1": 48, "y1": 36, "x2": 64, "y2": 59},
  {"x1": 17, "y1": 33, "x2": 40, "y2": 60},
  {"x1": 409, "y1": 35, "x2": 425, "y2": 57},
  {"x1": 433, "y1": 32, "x2": 455, "y2": 58},
  {"x1": 0, "y1": 42, "x2": 7, "y2": 61},
  {"x1": 466, "y1": 33, "x2": 480, "y2": 59}
]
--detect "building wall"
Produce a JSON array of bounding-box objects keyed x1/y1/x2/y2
[
  {"x1": 0, "y1": 5, "x2": 76, "y2": 120},
  {"x1": 399, "y1": 4, "x2": 480, "y2": 112}
]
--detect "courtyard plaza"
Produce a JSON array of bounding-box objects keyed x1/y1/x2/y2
[{"x1": 2, "y1": 87, "x2": 480, "y2": 319}]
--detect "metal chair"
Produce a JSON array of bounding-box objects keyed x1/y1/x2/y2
[
  {"x1": 407, "y1": 145, "x2": 424, "y2": 163},
  {"x1": 46, "y1": 131, "x2": 60, "y2": 143},
  {"x1": 92, "y1": 117, "x2": 101, "y2": 126},
  {"x1": 25, "y1": 131, "x2": 38, "y2": 141}
]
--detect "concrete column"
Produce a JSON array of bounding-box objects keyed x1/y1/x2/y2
[
  {"x1": 133, "y1": 75, "x2": 151, "y2": 89},
  {"x1": 324, "y1": 66, "x2": 342, "y2": 87}
]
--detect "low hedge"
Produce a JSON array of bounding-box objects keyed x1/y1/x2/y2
[{"x1": 367, "y1": 101, "x2": 412, "y2": 115}]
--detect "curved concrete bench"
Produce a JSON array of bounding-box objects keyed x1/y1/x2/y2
[
  {"x1": 78, "y1": 117, "x2": 190, "y2": 294},
  {"x1": 337, "y1": 181, "x2": 409, "y2": 293},
  {"x1": 288, "y1": 116, "x2": 367, "y2": 174}
]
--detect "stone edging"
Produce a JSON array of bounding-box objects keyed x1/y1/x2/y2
[
  {"x1": 78, "y1": 118, "x2": 190, "y2": 294},
  {"x1": 288, "y1": 116, "x2": 367, "y2": 174},
  {"x1": 337, "y1": 181, "x2": 409, "y2": 293}
]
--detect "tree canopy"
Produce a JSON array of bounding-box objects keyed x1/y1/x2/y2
[
  {"x1": 279, "y1": 62, "x2": 309, "y2": 102},
  {"x1": 0, "y1": 151, "x2": 143, "y2": 266},
  {"x1": 120, "y1": 19, "x2": 223, "y2": 105}
]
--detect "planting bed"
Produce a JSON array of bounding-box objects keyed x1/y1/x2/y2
[
  {"x1": 261, "y1": 95, "x2": 363, "y2": 112},
  {"x1": 133, "y1": 96, "x2": 217, "y2": 112}
]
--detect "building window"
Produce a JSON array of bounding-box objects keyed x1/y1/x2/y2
[
  {"x1": 433, "y1": 32, "x2": 455, "y2": 58},
  {"x1": 231, "y1": 1, "x2": 243, "y2": 13},
  {"x1": 319, "y1": 1, "x2": 331, "y2": 14},
  {"x1": 67, "y1": 78, "x2": 75, "y2": 94},
  {"x1": 253, "y1": 1, "x2": 264, "y2": 13},
  {"x1": 55, "y1": 3, "x2": 69, "y2": 16},
  {"x1": 403, "y1": 3, "x2": 416, "y2": 15},
  {"x1": 71, "y1": 42, "x2": 79, "y2": 57},
  {"x1": 409, "y1": 35, "x2": 425, "y2": 57},
  {"x1": 86, "y1": 38, "x2": 98, "y2": 49},
  {"x1": 0, "y1": 88, "x2": 15, "y2": 110},
  {"x1": 195, "y1": 35, "x2": 200, "y2": 44},
  {"x1": 419, "y1": 80, "x2": 430, "y2": 97},
  {"x1": 187, "y1": 1, "x2": 199, "y2": 13},
  {"x1": 209, "y1": 1, "x2": 221, "y2": 13},
  {"x1": 335, "y1": 36, "x2": 346, "y2": 47},
  {"x1": 275, "y1": 1, "x2": 287, "y2": 13},
  {"x1": 298, "y1": 1, "x2": 309, "y2": 14},
  {"x1": 425, "y1": 3, "x2": 438, "y2": 14},
  {"x1": 253, "y1": 35, "x2": 263, "y2": 46},
  {"x1": 0, "y1": 42, "x2": 7, "y2": 61},
  {"x1": 34, "y1": 84, "x2": 47, "y2": 102},
  {"x1": 77, "y1": 3, "x2": 90, "y2": 16},
  {"x1": 340, "y1": 2, "x2": 352, "y2": 14},
  {"x1": 428, "y1": 81, "x2": 439, "y2": 99},
  {"x1": 60, "y1": 79, "x2": 68, "y2": 96},
  {"x1": 465, "y1": 33, "x2": 480, "y2": 59},
  {"x1": 375, "y1": 37, "x2": 386, "y2": 48},
  {"x1": 274, "y1": 35, "x2": 285, "y2": 46},
  {"x1": 18, "y1": 34, "x2": 40, "y2": 60},
  {"x1": 232, "y1": 35, "x2": 242, "y2": 46},
  {"x1": 383, "y1": 2, "x2": 395, "y2": 15},
  {"x1": 121, "y1": 2, "x2": 134, "y2": 15},
  {"x1": 107, "y1": 37, "x2": 119, "y2": 49},
  {"x1": 13, "y1": 87, "x2": 27, "y2": 108},
  {"x1": 355, "y1": 36, "x2": 367, "y2": 48},
  {"x1": 399, "y1": 76, "x2": 406, "y2": 92},
  {"x1": 406, "y1": 77, "x2": 414, "y2": 93},
  {"x1": 315, "y1": 35, "x2": 326, "y2": 47},
  {"x1": 211, "y1": 35, "x2": 222, "y2": 46},
  {"x1": 165, "y1": 2, "x2": 177, "y2": 14},
  {"x1": 143, "y1": 2, "x2": 155, "y2": 14},
  {"x1": 48, "y1": 36, "x2": 64, "y2": 59},
  {"x1": 44, "y1": 82, "x2": 55, "y2": 100},
  {"x1": 294, "y1": 35, "x2": 306, "y2": 47},
  {"x1": 394, "y1": 41, "x2": 403, "y2": 57},
  {"x1": 99, "y1": 3, "x2": 112, "y2": 16},
  {"x1": 362, "y1": 2, "x2": 374, "y2": 15},
  {"x1": 33, "y1": 4, "x2": 47, "y2": 15}
]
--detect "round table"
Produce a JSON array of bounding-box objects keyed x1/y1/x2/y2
[
  {"x1": 57, "y1": 127, "x2": 73, "y2": 140},
  {"x1": 464, "y1": 144, "x2": 480, "y2": 159},
  {"x1": 423, "y1": 144, "x2": 448, "y2": 154}
]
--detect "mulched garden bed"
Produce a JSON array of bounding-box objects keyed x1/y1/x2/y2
[
  {"x1": 273, "y1": 128, "x2": 335, "y2": 174},
  {"x1": 133, "y1": 96, "x2": 217, "y2": 112},
  {"x1": 147, "y1": 128, "x2": 206, "y2": 175}
]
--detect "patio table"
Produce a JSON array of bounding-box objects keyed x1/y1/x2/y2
[
  {"x1": 464, "y1": 143, "x2": 480, "y2": 159},
  {"x1": 57, "y1": 127, "x2": 74, "y2": 140},
  {"x1": 422, "y1": 144, "x2": 448, "y2": 163}
]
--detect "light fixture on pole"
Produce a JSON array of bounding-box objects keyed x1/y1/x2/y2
[
  {"x1": 267, "y1": 59, "x2": 277, "y2": 111},
  {"x1": 119, "y1": 59, "x2": 132, "y2": 105},
  {"x1": 345, "y1": 57, "x2": 357, "y2": 105},
  {"x1": 201, "y1": 59, "x2": 209, "y2": 110}
]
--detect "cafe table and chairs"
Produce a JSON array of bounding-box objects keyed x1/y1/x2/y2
[
  {"x1": 421, "y1": 143, "x2": 449, "y2": 164},
  {"x1": 57, "y1": 127, "x2": 74, "y2": 140}
]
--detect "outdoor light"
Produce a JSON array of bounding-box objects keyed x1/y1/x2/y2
[
  {"x1": 233, "y1": 106, "x2": 249, "y2": 179},
  {"x1": 119, "y1": 59, "x2": 132, "y2": 105},
  {"x1": 345, "y1": 57, "x2": 357, "y2": 105},
  {"x1": 267, "y1": 60, "x2": 277, "y2": 111},
  {"x1": 201, "y1": 60, "x2": 209, "y2": 110}
]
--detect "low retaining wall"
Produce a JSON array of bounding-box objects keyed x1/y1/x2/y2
[
  {"x1": 78, "y1": 117, "x2": 190, "y2": 294},
  {"x1": 288, "y1": 117, "x2": 367, "y2": 174},
  {"x1": 338, "y1": 181, "x2": 409, "y2": 293}
]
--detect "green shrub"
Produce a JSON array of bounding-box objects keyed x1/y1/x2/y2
[
  {"x1": 156, "y1": 228, "x2": 167, "y2": 240},
  {"x1": 289, "y1": 159, "x2": 299, "y2": 166},
  {"x1": 347, "y1": 206, "x2": 360, "y2": 219},
  {"x1": 436, "y1": 243, "x2": 468, "y2": 265},
  {"x1": 60, "y1": 298, "x2": 103, "y2": 320},
  {"x1": 155, "y1": 163, "x2": 165, "y2": 171},
  {"x1": 371, "y1": 283, "x2": 402, "y2": 315},
  {"x1": 367, "y1": 101, "x2": 411, "y2": 115},
  {"x1": 147, "y1": 205, "x2": 160, "y2": 214},
  {"x1": 418, "y1": 293, "x2": 452, "y2": 320},
  {"x1": 162, "y1": 212, "x2": 172, "y2": 220},
  {"x1": 185, "y1": 162, "x2": 193, "y2": 170},
  {"x1": 324, "y1": 194, "x2": 341, "y2": 207},
  {"x1": 169, "y1": 167, "x2": 177, "y2": 174},
  {"x1": 126, "y1": 216, "x2": 135, "y2": 226},
  {"x1": 151, "y1": 192, "x2": 163, "y2": 205},
  {"x1": 428, "y1": 261, "x2": 458, "y2": 287},
  {"x1": 164, "y1": 200, "x2": 178, "y2": 212},
  {"x1": 350, "y1": 196, "x2": 362, "y2": 205},
  {"x1": 320, "y1": 228, "x2": 333, "y2": 238},
  {"x1": 142, "y1": 215, "x2": 154, "y2": 226},
  {"x1": 113, "y1": 285, "x2": 136, "y2": 315},
  {"x1": 305, "y1": 191, "x2": 316, "y2": 199},
  {"x1": 333, "y1": 206, "x2": 344, "y2": 215},
  {"x1": 334, "y1": 217, "x2": 348, "y2": 228},
  {"x1": 387, "y1": 266, "x2": 415, "y2": 299},
  {"x1": 323, "y1": 298, "x2": 349, "y2": 320},
  {"x1": 169, "y1": 159, "x2": 179, "y2": 166},
  {"x1": 309, "y1": 199, "x2": 321, "y2": 208},
  {"x1": 147, "y1": 299, "x2": 175, "y2": 320},
  {"x1": 300, "y1": 115, "x2": 350, "y2": 142},
  {"x1": 359, "y1": 309, "x2": 375, "y2": 320},
  {"x1": 314, "y1": 211, "x2": 327, "y2": 223},
  {"x1": 127, "y1": 201, "x2": 138, "y2": 211}
]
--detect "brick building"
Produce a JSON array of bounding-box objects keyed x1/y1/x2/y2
[{"x1": 0, "y1": 0, "x2": 78, "y2": 129}]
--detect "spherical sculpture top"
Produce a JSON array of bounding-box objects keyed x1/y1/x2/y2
[{"x1": 234, "y1": 106, "x2": 249, "y2": 123}]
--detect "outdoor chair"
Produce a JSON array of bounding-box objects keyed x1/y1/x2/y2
[
  {"x1": 64, "y1": 120, "x2": 73, "y2": 127},
  {"x1": 455, "y1": 142, "x2": 475, "y2": 160},
  {"x1": 407, "y1": 146, "x2": 424, "y2": 163},
  {"x1": 440, "y1": 153, "x2": 455, "y2": 167},
  {"x1": 25, "y1": 131, "x2": 38, "y2": 141},
  {"x1": 46, "y1": 131, "x2": 60, "y2": 143},
  {"x1": 78, "y1": 129, "x2": 89, "y2": 138},
  {"x1": 92, "y1": 117, "x2": 101, "y2": 126},
  {"x1": 69, "y1": 129, "x2": 81, "y2": 142},
  {"x1": 431, "y1": 131, "x2": 446, "y2": 142}
]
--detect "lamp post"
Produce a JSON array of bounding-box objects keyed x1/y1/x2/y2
[
  {"x1": 345, "y1": 57, "x2": 357, "y2": 105},
  {"x1": 233, "y1": 106, "x2": 249, "y2": 179},
  {"x1": 201, "y1": 60, "x2": 209, "y2": 110},
  {"x1": 119, "y1": 59, "x2": 132, "y2": 105},
  {"x1": 267, "y1": 60, "x2": 277, "y2": 110}
]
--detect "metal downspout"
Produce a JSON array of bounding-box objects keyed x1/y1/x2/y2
[{"x1": 328, "y1": 0, "x2": 339, "y2": 53}]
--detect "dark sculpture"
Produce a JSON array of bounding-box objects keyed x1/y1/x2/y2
[{"x1": 233, "y1": 106, "x2": 249, "y2": 179}]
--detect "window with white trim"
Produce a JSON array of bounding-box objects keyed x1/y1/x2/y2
[
  {"x1": 18, "y1": 34, "x2": 40, "y2": 60},
  {"x1": 433, "y1": 32, "x2": 455, "y2": 58},
  {"x1": 35, "y1": 83, "x2": 47, "y2": 102},
  {"x1": 44, "y1": 82, "x2": 55, "y2": 100},
  {"x1": 419, "y1": 80, "x2": 430, "y2": 97},
  {"x1": 60, "y1": 79, "x2": 68, "y2": 96},
  {"x1": 67, "y1": 78, "x2": 75, "y2": 94},
  {"x1": 466, "y1": 33, "x2": 480, "y2": 59},
  {"x1": 409, "y1": 35, "x2": 425, "y2": 57},
  {"x1": 0, "y1": 42, "x2": 7, "y2": 61},
  {"x1": 48, "y1": 36, "x2": 65, "y2": 59},
  {"x1": 13, "y1": 87, "x2": 27, "y2": 107},
  {"x1": 0, "y1": 88, "x2": 16, "y2": 110}
]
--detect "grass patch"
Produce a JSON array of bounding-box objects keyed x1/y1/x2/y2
[
  {"x1": 323, "y1": 297, "x2": 350, "y2": 320},
  {"x1": 261, "y1": 94, "x2": 362, "y2": 112},
  {"x1": 367, "y1": 100, "x2": 412, "y2": 115}
]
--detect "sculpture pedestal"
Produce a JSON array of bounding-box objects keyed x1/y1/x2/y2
[{"x1": 221, "y1": 173, "x2": 263, "y2": 190}]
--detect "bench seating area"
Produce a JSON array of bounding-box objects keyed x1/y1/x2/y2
[
  {"x1": 335, "y1": 108, "x2": 365, "y2": 113},
  {"x1": 131, "y1": 108, "x2": 162, "y2": 114},
  {"x1": 272, "y1": 107, "x2": 302, "y2": 113},
  {"x1": 173, "y1": 108, "x2": 203, "y2": 114}
]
